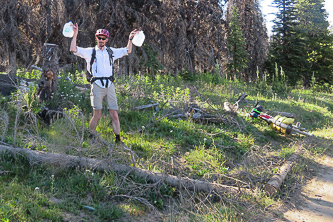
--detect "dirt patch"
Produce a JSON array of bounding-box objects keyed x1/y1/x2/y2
[
  {"x1": 62, "y1": 211, "x2": 95, "y2": 222},
  {"x1": 281, "y1": 156, "x2": 333, "y2": 221}
]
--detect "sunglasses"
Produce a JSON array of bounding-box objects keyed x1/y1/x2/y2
[{"x1": 97, "y1": 36, "x2": 107, "y2": 40}]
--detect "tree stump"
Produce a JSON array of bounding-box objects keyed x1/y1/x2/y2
[{"x1": 36, "y1": 43, "x2": 59, "y2": 101}]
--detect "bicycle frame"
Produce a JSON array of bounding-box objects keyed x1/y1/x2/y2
[{"x1": 249, "y1": 107, "x2": 313, "y2": 137}]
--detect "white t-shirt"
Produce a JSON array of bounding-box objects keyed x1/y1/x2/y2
[{"x1": 74, "y1": 46, "x2": 128, "y2": 88}]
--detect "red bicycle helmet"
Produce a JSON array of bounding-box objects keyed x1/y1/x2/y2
[{"x1": 95, "y1": 29, "x2": 109, "y2": 38}]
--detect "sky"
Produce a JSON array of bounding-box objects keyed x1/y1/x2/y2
[{"x1": 260, "y1": 0, "x2": 333, "y2": 36}]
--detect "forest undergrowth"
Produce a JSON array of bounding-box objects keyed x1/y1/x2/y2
[{"x1": 0, "y1": 70, "x2": 332, "y2": 221}]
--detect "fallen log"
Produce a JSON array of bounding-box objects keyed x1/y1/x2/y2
[
  {"x1": 223, "y1": 101, "x2": 235, "y2": 113},
  {"x1": 264, "y1": 150, "x2": 300, "y2": 196},
  {"x1": 135, "y1": 103, "x2": 159, "y2": 110},
  {"x1": 169, "y1": 113, "x2": 190, "y2": 119},
  {"x1": 224, "y1": 92, "x2": 248, "y2": 113},
  {"x1": 0, "y1": 144, "x2": 241, "y2": 194}
]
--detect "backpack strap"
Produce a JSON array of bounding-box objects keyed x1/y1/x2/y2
[
  {"x1": 89, "y1": 47, "x2": 96, "y2": 75},
  {"x1": 90, "y1": 76, "x2": 115, "y2": 88},
  {"x1": 106, "y1": 47, "x2": 114, "y2": 66},
  {"x1": 86, "y1": 48, "x2": 96, "y2": 83}
]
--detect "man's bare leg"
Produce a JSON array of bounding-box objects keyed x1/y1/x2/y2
[
  {"x1": 89, "y1": 109, "x2": 102, "y2": 133},
  {"x1": 109, "y1": 109, "x2": 121, "y2": 142}
]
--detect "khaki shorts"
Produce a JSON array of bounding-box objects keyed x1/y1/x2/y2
[{"x1": 90, "y1": 83, "x2": 118, "y2": 110}]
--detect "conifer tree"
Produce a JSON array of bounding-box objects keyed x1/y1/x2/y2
[
  {"x1": 227, "y1": 6, "x2": 249, "y2": 80},
  {"x1": 296, "y1": 0, "x2": 333, "y2": 87},
  {"x1": 266, "y1": 0, "x2": 305, "y2": 86},
  {"x1": 267, "y1": 0, "x2": 333, "y2": 87}
]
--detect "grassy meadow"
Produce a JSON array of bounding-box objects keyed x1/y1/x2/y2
[{"x1": 0, "y1": 69, "x2": 332, "y2": 221}]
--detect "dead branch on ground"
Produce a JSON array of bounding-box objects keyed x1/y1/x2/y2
[
  {"x1": 0, "y1": 144, "x2": 243, "y2": 195},
  {"x1": 264, "y1": 149, "x2": 301, "y2": 196}
]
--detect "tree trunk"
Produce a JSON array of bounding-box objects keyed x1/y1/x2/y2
[
  {"x1": 7, "y1": 49, "x2": 17, "y2": 80},
  {"x1": 0, "y1": 144, "x2": 241, "y2": 194},
  {"x1": 302, "y1": 75, "x2": 311, "y2": 89},
  {"x1": 36, "y1": 43, "x2": 59, "y2": 101}
]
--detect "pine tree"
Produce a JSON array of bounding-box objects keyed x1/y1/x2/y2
[
  {"x1": 266, "y1": 0, "x2": 306, "y2": 86},
  {"x1": 227, "y1": 6, "x2": 249, "y2": 80},
  {"x1": 296, "y1": 0, "x2": 333, "y2": 87},
  {"x1": 267, "y1": 0, "x2": 333, "y2": 87}
]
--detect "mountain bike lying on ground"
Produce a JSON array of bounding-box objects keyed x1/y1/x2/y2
[{"x1": 249, "y1": 104, "x2": 314, "y2": 137}]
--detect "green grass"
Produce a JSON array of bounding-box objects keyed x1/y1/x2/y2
[
  {"x1": 0, "y1": 151, "x2": 124, "y2": 221},
  {"x1": 0, "y1": 180, "x2": 63, "y2": 221},
  {"x1": 0, "y1": 71, "x2": 332, "y2": 220}
]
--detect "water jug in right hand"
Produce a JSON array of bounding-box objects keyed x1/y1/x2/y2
[
  {"x1": 63, "y1": 21, "x2": 74, "y2": 38},
  {"x1": 132, "y1": 31, "x2": 145, "y2": 47}
]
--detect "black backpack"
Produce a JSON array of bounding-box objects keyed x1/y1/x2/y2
[{"x1": 86, "y1": 47, "x2": 115, "y2": 87}]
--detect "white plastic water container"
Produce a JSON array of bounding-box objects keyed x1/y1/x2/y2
[
  {"x1": 132, "y1": 31, "x2": 145, "y2": 47},
  {"x1": 62, "y1": 21, "x2": 74, "y2": 38}
]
